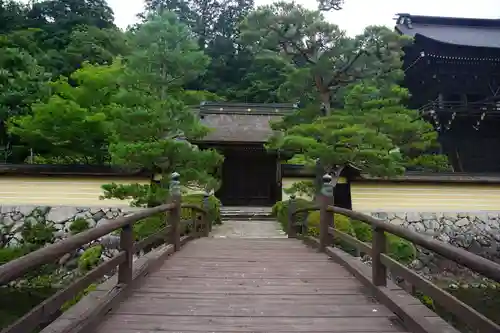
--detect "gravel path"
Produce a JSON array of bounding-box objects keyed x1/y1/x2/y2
[{"x1": 210, "y1": 219, "x2": 287, "y2": 239}]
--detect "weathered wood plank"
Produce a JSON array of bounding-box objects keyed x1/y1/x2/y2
[
  {"x1": 93, "y1": 238, "x2": 409, "y2": 333},
  {"x1": 150, "y1": 270, "x2": 354, "y2": 278},
  {"x1": 141, "y1": 276, "x2": 360, "y2": 287},
  {"x1": 126, "y1": 293, "x2": 377, "y2": 303},
  {"x1": 97, "y1": 315, "x2": 406, "y2": 332},
  {"x1": 114, "y1": 299, "x2": 393, "y2": 317}
]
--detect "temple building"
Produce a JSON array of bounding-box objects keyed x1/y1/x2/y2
[
  {"x1": 195, "y1": 102, "x2": 297, "y2": 206},
  {"x1": 396, "y1": 14, "x2": 500, "y2": 172}
]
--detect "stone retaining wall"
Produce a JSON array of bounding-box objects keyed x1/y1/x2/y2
[
  {"x1": 368, "y1": 211, "x2": 500, "y2": 277},
  {"x1": 0, "y1": 205, "x2": 139, "y2": 246}
]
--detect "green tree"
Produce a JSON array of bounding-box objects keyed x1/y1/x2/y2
[
  {"x1": 239, "y1": 1, "x2": 449, "y2": 196},
  {"x1": 102, "y1": 12, "x2": 224, "y2": 206},
  {"x1": 24, "y1": 0, "x2": 119, "y2": 77},
  {"x1": 240, "y1": 1, "x2": 407, "y2": 113},
  {"x1": 144, "y1": 0, "x2": 253, "y2": 49},
  {"x1": 270, "y1": 84, "x2": 449, "y2": 176},
  {"x1": 0, "y1": 46, "x2": 50, "y2": 162},
  {"x1": 0, "y1": 0, "x2": 30, "y2": 33},
  {"x1": 225, "y1": 53, "x2": 293, "y2": 103},
  {"x1": 0, "y1": 0, "x2": 129, "y2": 162},
  {"x1": 125, "y1": 12, "x2": 210, "y2": 97},
  {"x1": 144, "y1": 0, "x2": 274, "y2": 102},
  {"x1": 63, "y1": 25, "x2": 129, "y2": 75},
  {"x1": 8, "y1": 61, "x2": 119, "y2": 164}
]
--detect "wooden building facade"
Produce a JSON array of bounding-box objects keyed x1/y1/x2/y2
[
  {"x1": 195, "y1": 102, "x2": 297, "y2": 206},
  {"x1": 396, "y1": 14, "x2": 500, "y2": 172}
]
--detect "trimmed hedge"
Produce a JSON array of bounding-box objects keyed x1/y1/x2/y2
[
  {"x1": 272, "y1": 198, "x2": 315, "y2": 233},
  {"x1": 131, "y1": 194, "x2": 222, "y2": 244},
  {"x1": 181, "y1": 193, "x2": 222, "y2": 226},
  {"x1": 271, "y1": 200, "x2": 417, "y2": 264},
  {"x1": 306, "y1": 211, "x2": 359, "y2": 255}
]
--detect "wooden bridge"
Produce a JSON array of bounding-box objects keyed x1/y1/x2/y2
[{"x1": 1, "y1": 177, "x2": 500, "y2": 333}]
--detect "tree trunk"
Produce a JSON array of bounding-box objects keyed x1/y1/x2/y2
[
  {"x1": 314, "y1": 75, "x2": 332, "y2": 115},
  {"x1": 320, "y1": 93, "x2": 331, "y2": 115}
]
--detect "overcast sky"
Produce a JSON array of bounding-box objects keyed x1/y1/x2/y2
[{"x1": 107, "y1": 0, "x2": 499, "y2": 35}]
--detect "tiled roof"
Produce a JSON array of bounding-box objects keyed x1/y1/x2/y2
[{"x1": 395, "y1": 14, "x2": 500, "y2": 49}]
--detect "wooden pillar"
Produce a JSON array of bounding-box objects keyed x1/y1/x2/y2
[
  {"x1": 118, "y1": 222, "x2": 134, "y2": 285},
  {"x1": 287, "y1": 194, "x2": 297, "y2": 238},
  {"x1": 203, "y1": 192, "x2": 211, "y2": 236},
  {"x1": 372, "y1": 227, "x2": 387, "y2": 286},
  {"x1": 169, "y1": 172, "x2": 181, "y2": 251},
  {"x1": 319, "y1": 173, "x2": 335, "y2": 252}
]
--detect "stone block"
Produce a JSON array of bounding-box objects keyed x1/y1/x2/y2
[
  {"x1": 455, "y1": 218, "x2": 471, "y2": 227},
  {"x1": 406, "y1": 212, "x2": 420, "y2": 223},
  {"x1": 46, "y1": 206, "x2": 79, "y2": 224},
  {"x1": 391, "y1": 218, "x2": 405, "y2": 226},
  {"x1": 19, "y1": 206, "x2": 35, "y2": 216}
]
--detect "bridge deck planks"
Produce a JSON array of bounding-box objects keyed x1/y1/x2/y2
[{"x1": 94, "y1": 238, "x2": 410, "y2": 333}]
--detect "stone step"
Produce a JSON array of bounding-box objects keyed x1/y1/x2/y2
[
  {"x1": 220, "y1": 206, "x2": 272, "y2": 212},
  {"x1": 220, "y1": 206, "x2": 274, "y2": 221},
  {"x1": 222, "y1": 212, "x2": 274, "y2": 218},
  {"x1": 221, "y1": 216, "x2": 276, "y2": 222}
]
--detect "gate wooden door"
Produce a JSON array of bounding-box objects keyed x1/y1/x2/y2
[{"x1": 216, "y1": 147, "x2": 277, "y2": 206}]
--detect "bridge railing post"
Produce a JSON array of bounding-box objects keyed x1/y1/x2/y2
[
  {"x1": 169, "y1": 172, "x2": 181, "y2": 251},
  {"x1": 287, "y1": 194, "x2": 297, "y2": 238},
  {"x1": 372, "y1": 226, "x2": 387, "y2": 286},
  {"x1": 203, "y1": 191, "x2": 211, "y2": 236},
  {"x1": 191, "y1": 208, "x2": 199, "y2": 237},
  {"x1": 118, "y1": 222, "x2": 134, "y2": 285},
  {"x1": 319, "y1": 173, "x2": 334, "y2": 252}
]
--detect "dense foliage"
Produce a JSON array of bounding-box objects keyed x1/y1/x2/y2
[
  {"x1": 1, "y1": 0, "x2": 448, "y2": 176},
  {"x1": 271, "y1": 199, "x2": 417, "y2": 264}
]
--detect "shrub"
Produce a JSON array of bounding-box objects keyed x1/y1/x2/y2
[
  {"x1": 0, "y1": 245, "x2": 33, "y2": 265},
  {"x1": 0, "y1": 284, "x2": 56, "y2": 329},
  {"x1": 179, "y1": 194, "x2": 222, "y2": 235},
  {"x1": 271, "y1": 199, "x2": 417, "y2": 262},
  {"x1": 306, "y1": 211, "x2": 358, "y2": 254},
  {"x1": 126, "y1": 194, "x2": 221, "y2": 248},
  {"x1": 60, "y1": 283, "x2": 97, "y2": 312},
  {"x1": 69, "y1": 218, "x2": 90, "y2": 235},
  {"x1": 20, "y1": 220, "x2": 56, "y2": 247},
  {"x1": 386, "y1": 234, "x2": 417, "y2": 265},
  {"x1": 182, "y1": 194, "x2": 222, "y2": 226},
  {"x1": 0, "y1": 235, "x2": 57, "y2": 281},
  {"x1": 351, "y1": 220, "x2": 372, "y2": 242},
  {"x1": 78, "y1": 245, "x2": 103, "y2": 272},
  {"x1": 271, "y1": 198, "x2": 315, "y2": 234},
  {"x1": 416, "y1": 283, "x2": 500, "y2": 330},
  {"x1": 133, "y1": 214, "x2": 166, "y2": 241}
]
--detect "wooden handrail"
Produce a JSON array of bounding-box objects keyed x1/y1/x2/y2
[
  {"x1": 0, "y1": 203, "x2": 175, "y2": 284},
  {"x1": 329, "y1": 206, "x2": 500, "y2": 282},
  {"x1": 0, "y1": 185, "x2": 210, "y2": 333},
  {"x1": 288, "y1": 201, "x2": 500, "y2": 332},
  {"x1": 290, "y1": 205, "x2": 500, "y2": 282}
]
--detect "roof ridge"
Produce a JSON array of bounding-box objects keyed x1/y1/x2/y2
[{"x1": 396, "y1": 13, "x2": 500, "y2": 28}]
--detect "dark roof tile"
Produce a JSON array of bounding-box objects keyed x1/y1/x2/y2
[{"x1": 396, "y1": 14, "x2": 500, "y2": 49}]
